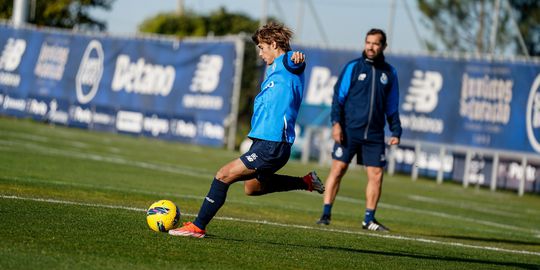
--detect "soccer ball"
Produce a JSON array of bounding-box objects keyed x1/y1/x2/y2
[{"x1": 146, "y1": 200, "x2": 181, "y2": 232}]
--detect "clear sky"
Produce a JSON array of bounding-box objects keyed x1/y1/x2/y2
[{"x1": 92, "y1": 0, "x2": 426, "y2": 53}]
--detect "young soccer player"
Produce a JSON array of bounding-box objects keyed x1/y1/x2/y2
[{"x1": 169, "y1": 22, "x2": 324, "y2": 238}]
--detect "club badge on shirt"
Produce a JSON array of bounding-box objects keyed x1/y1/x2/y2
[{"x1": 380, "y1": 73, "x2": 388, "y2": 85}]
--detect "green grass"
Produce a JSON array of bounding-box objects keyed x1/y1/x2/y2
[{"x1": 1, "y1": 116, "x2": 539, "y2": 269}]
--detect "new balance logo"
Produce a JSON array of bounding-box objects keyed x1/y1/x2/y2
[
  {"x1": 402, "y1": 70, "x2": 442, "y2": 113},
  {"x1": 245, "y1": 153, "x2": 258, "y2": 162}
]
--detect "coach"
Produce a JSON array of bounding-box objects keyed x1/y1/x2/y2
[{"x1": 317, "y1": 28, "x2": 402, "y2": 231}]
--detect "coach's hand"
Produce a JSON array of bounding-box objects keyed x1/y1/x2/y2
[
  {"x1": 388, "y1": 136, "x2": 400, "y2": 145},
  {"x1": 291, "y1": 51, "x2": 305, "y2": 64},
  {"x1": 332, "y1": 122, "x2": 343, "y2": 144}
]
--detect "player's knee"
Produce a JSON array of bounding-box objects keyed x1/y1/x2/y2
[
  {"x1": 373, "y1": 167, "x2": 383, "y2": 176},
  {"x1": 216, "y1": 167, "x2": 231, "y2": 181},
  {"x1": 244, "y1": 188, "x2": 259, "y2": 196},
  {"x1": 368, "y1": 167, "x2": 384, "y2": 181},
  {"x1": 334, "y1": 164, "x2": 348, "y2": 177},
  {"x1": 244, "y1": 182, "x2": 263, "y2": 196}
]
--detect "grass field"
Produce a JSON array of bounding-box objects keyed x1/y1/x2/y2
[{"x1": 1, "y1": 116, "x2": 540, "y2": 269}]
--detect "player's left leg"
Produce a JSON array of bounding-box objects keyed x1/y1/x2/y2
[
  {"x1": 242, "y1": 139, "x2": 324, "y2": 196},
  {"x1": 169, "y1": 159, "x2": 256, "y2": 238},
  {"x1": 365, "y1": 166, "x2": 383, "y2": 212}
]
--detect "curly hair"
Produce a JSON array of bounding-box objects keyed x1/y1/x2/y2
[{"x1": 251, "y1": 22, "x2": 292, "y2": 52}]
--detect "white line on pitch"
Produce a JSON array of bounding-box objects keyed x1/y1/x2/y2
[
  {"x1": 1, "y1": 194, "x2": 539, "y2": 257},
  {"x1": 3, "y1": 174, "x2": 539, "y2": 236}
]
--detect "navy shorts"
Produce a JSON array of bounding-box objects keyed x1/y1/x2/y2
[
  {"x1": 240, "y1": 138, "x2": 291, "y2": 174},
  {"x1": 332, "y1": 138, "x2": 387, "y2": 167}
]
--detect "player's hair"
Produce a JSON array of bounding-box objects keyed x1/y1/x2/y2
[
  {"x1": 251, "y1": 22, "x2": 292, "y2": 52},
  {"x1": 366, "y1": 28, "x2": 387, "y2": 46}
]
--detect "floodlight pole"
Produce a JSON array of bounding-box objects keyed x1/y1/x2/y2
[
  {"x1": 306, "y1": 0, "x2": 329, "y2": 45},
  {"x1": 503, "y1": 0, "x2": 530, "y2": 58},
  {"x1": 260, "y1": 0, "x2": 268, "y2": 27},
  {"x1": 403, "y1": 0, "x2": 427, "y2": 51},
  {"x1": 177, "y1": 0, "x2": 184, "y2": 16},
  {"x1": 227, "y1": 36, "x2": 246, "y2": 151},
  {"x1": 12, "y1": 0, "x2": 28, "y2": 27},
  {"x1": 489, "y1": 0, "x2": 501, "y2": 56},
  {"x1": 296, "y1": 0, "x2": 305, "y2": 41},
  {"x1": 387, "y1": 0, "x2": 396, "y2": 51}
]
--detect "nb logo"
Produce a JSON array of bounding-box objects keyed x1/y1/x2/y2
[
  {"x1": 190, "y1": 54, "x2": 223, "y2": 93},
  {"x1": 245, "y1": 153, "x2": 258, "y2": 162},
  {"x1": 402, "y1": 70, "x2": 442, "y2": 113},
  {"x1": 0, "y1": 38, "x2": 26, "y2": 71}
]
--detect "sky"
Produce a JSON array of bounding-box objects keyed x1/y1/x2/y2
[{"x1": 91, "y1": 0, "x2": 427, "y2": 54}]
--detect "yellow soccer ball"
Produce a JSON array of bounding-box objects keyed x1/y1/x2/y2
[{"x1": 146, "y1": 200, "x2": 181, "y2": 232}]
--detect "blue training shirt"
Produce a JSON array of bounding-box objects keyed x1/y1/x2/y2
[{"x1": 248, "y1": 51, "x2": 306, "y2": 143}]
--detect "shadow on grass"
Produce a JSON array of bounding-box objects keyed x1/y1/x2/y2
[
  {"x1": 318, "y1": 245, "x2": 539, "y2": 270},
  {"x1": 208, "y1": 234, "x2": 540, "y2": 269},
  {"x1": 430, "y1": 234, "x2": 540, "y2": 247}
]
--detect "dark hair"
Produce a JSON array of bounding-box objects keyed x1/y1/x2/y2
[
  {"x1": 251, "y1": 22, "x2": 292, "y2": 51},
  {"x1": 366, "y1": 28, "x2": 387, "y2": 46}
]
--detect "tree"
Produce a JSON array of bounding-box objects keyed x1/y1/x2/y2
[
  {"x1": 138, "y1": 7, "x2": 259, "y2": 37},
  {"x1": 417, "y1": 0, "x2": 540, "y2": 56},
  {"x1": 0, "y1": 0, "x2": 114, "y2": 31},
  {"x1": 509, "y1": 0, "x2": 540, "y2": 56}
]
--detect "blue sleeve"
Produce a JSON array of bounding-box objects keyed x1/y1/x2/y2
[
  {"x1": 283, "y1": 51, "x2": 306, "y2": 75},
  {"x1": 331, "y1": 62, "x2": 355, "y2": 124},
  {"x1": 385, "y1": 67, "x2": 402, "y2": 138}
]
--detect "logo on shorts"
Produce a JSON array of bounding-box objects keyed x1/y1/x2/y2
[
  {"x1": 245, "y1": 153, "x2": 258, "y2": 162},
  {"x1": 335, "y1": 147, "x2": 343, "y2": 158},
  {"x1": 380, "y1": 73, "x2": 388, "y2": 85},
  {"x1": 380, "y1": 154, "x2": 386, "y2": 162}
]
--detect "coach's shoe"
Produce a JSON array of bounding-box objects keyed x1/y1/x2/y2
[
  {"x1": 362, "y1": 220, "x2": 390, "y2": 232},
  {"x1": 304, "y1": 171, "x2": 325, "y2": 194},
  {"x1": 316, "y1": 214, "x2": 331, "y2": 225},
  {"x1": 169, "y1": 222, "x2": 206, "y2": 238}
]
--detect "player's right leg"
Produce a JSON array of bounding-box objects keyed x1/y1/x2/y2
[
  {"x1": 317, "y1": 140, "x2": 355, "y2": 225},
  {"x1": 317, "y1": 160, "x2": 348, "y2": 225}
]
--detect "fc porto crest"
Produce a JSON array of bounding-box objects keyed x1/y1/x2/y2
[
  {"x1": 335, "y1": 146, "x2": 343, "y2": 158},
  {"x1": 380, "y1": 73, "x2": 388, "y2": 85}
]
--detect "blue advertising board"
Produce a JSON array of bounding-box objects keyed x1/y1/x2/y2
[
  {"x1": 296, "y1": 45, "x2": 540, "y2": 156},
  {"x1": 0, "y1": 24, "x2": 239, "y2": 147}
]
